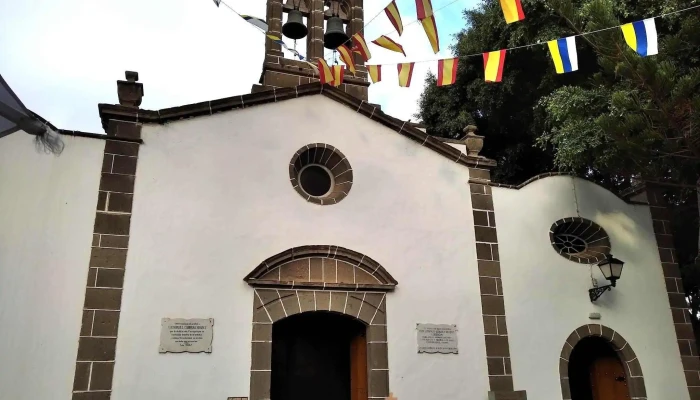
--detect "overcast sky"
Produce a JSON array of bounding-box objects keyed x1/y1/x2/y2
[{"x1": 0, "y1": 0, "x2": 477, "y2": 133}]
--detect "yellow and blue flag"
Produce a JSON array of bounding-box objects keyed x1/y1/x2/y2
[
  {"x1": 547, "y1": 36, "x2": 578, "y2": 74},
  {"x1": 620, "y1": 18, "x2": 658, "y2": 57}
]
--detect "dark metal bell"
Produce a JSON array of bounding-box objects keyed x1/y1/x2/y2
[
  {"x1": 283, "y1": 9, "x2": 308, "y2": 40},
  {"x1": 324, "y1": 16, "x2": 350, "y2": 50}
]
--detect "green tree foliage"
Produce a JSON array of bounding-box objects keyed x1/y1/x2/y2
[{"x1": 417, "y1": 0, "x2": 700, "y2": 324}]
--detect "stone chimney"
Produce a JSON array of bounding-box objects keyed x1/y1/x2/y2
[{"x1": 117, "y1": 71, "x2": 144, "y2": 107}]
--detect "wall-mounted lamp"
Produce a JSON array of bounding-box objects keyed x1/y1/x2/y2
[{"x1": 589, "y1": 254, "x2": 625, "y2": 302}]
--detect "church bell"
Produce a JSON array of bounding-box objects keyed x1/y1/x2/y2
[
  {"x1": 323, "y1": 16, "x2": 350, "y2": 50},
  {"x1": 282, "y1": 9, "x2": 308, "y2": 40}
]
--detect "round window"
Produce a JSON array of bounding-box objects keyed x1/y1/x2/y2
[
  {"x1": 549, "y1": 218, "x2": 611, "y2": 264},
  {"x1": 289, "y1": 144, "x2": 353, "y2": 205},
  {"x1": 299, "y1": 165, "x2": 333, "y2": 197}
]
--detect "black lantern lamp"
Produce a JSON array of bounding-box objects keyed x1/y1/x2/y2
[{"x1": 589, "y1": 254, "x2": 625, "y2": 302}]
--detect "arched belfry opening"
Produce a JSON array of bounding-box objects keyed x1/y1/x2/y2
[{"x1": 246, "y1": 245, "x2": 395, "y2": 400}]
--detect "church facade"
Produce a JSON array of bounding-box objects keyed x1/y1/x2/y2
[{"x1": 1, "y1": 1, "x2": 699, "y2": 400}]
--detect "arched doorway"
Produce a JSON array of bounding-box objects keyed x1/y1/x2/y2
[
  {"x1": 559, "y1": 325, "x2": 646, "y2": 400},
  {"x1": 245, "y1": 245, "x2": 396, "y2": 400},
  {"x1": 569, "y1": 337, "x2": 629, "y2": 400},
  {"x1": 271, "y1": 312, "x2": 367, "y2": 400}
]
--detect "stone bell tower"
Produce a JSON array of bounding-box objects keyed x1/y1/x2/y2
[{"x1": 252, "y1": 0, "x2": 370, "y2": 101}]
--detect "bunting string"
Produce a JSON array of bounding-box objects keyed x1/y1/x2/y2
[
  {"x1": 363, "y1": 2, "x2": 700, "y2": 66},
  {"x1": 323, "y1": 0, "x2": 463, "y2": 61}
]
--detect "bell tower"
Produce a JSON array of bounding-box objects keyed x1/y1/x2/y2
[{"x1": 252, "y1": 0, "x2": 370, "y2": 101}]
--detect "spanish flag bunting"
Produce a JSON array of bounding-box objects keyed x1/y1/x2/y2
[
  {"x1": 332, "y1": 65, "x2": 345, "y2": 87},
  {"x1": 499, "y1": 0, "x2": 525, "y2": 24},
  {"x1": 372, "y1": 36, "x2": 406, "y2": 56},
  {"x1": 415, "y1": 0, "x2": 434, "y2": 19},
  {"x1": 351, "y1": 33, "x2": 372, "y2": 62},
  {"x1": 547, "y1": 36, "x2": 578, "y2": 74},
  {"x1": 397, "y1": 62, "x2": 415, "y2": 87},
  {"x1": 367, "y1": 65, "x2": 382, "y2": 83},
  {"x1": 621, "y1": 18, "x2": 658, "y2": 56},
  {"x1": 437, "y1": 58, "x2": 458, "y2": 86},
  {"x1": 483, "y1": 50, "x2": 506, "y2": 83},
  {"x1": 420, "y1": 15, "x2": 440, "y2": 53},
  {"x1": 384, "y1": 0, "x2": 404, "y2": 36},
  {"x1": 337, "y1": 45, "x2": 357, "y2": 74},
  {"x1": 318, "y1": 59, "x2": 334, "y2": 84}
]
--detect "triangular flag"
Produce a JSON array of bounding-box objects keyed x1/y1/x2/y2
[
  {"x1": 372, "y1": 36, "x2": 406, "y2": 56},
  {"x1": 621, "y1": 18, "x2": 658, "y2": 57},
  {"x1": 337, "y1": 45, "x2": 357, "y2": 74},
  {"x1": 420, "y1": 15, "x2": 440, "y2": 53},
  {"x1": 499, "y1": 0, "x2": 525, "y2": 23},
  {"x1": 415, "y1": 0, "x2": 439, "y2": 53},
  {"x1": 483, "y1": 50, "x2": 506, "y2": 83},
  {"x1": 397, "y1": 63, "x2": 415, "y2": 87},
  {"x1": 241, "y1": 15, "x2": 269, "y2": 31},
  {"x1": 367, "y1": 65, "x2": 382, "y2": 83},
  {"x1": 384, "y1": 1, "x2": 404, "y2": 36},
  {"x1": 415, "y1": 0, "x2": 434, "y2": 19},
  {"x1": 318, "y1": 59, "x2": 334, "y2": 84},
  {"x1": 547, "y1": 36, "x2": 578, "y2": 74},
  {"x1": 332, "y1": 65, "x2": 345, "y2": 87},
  {"x1": 437, "y1": 58, "x2": 458, "y2": 86},
  {"x1": 213, "y1": 0, "x2": 221, "y2": 7},
  {"x1": 352, "y1": 33, "x2": 372, "y2": 62}
]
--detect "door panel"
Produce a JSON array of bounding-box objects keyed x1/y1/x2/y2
[
  {"x1": 350, "y1": 333, "x2": 368, "y2": 400},
  {"x1": 590, "y1": 356, "x2": 630, "y2": 400}
]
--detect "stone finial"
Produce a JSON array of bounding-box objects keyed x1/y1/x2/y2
[
  {"x1": 117, "y1": 71, "x2": 144, "y2": 107},
  {"x1": 463, "y1": 125, "x2": 484, "y2": 156}
]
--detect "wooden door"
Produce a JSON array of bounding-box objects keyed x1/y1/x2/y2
[
  {"x1": 350, "y1": 332, "x2": 368, "y2": 400},
  {"x1": 590, "y1": 356, "x2": 630, "y2": 400}
]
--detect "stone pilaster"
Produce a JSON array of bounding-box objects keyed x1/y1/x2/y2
[
  {"x1": 306, "y1": 0, "x2": 325, "y2": 61},
  {"x1": 266, "y1": 0, "x2": 284, "y2": 57}
]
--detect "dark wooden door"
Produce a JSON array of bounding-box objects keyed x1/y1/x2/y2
[
  {"x1": 350, "y1": 333, "x2": 368, "y2": 400},
  {"x1": 590, "y1": 356, "x2": 630, "y2": 400}
]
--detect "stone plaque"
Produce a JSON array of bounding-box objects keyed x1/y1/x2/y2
[
  {"x1": 159, "y1": 318, "x2": 214, "y2": 353},
  {"x1": 417, "y1": 323, "x2": 458, "y2": 354}
]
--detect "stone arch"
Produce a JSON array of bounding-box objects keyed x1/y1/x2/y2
[
  {"x1": 559, "y1": 324, "x2": 647, "y2": 399},
  {"x1": 247, "y1": 245, "x2": 393, "y2": 400},
  {"x1": 244, "y1": 245, "x2": 397, "y2": 291}
]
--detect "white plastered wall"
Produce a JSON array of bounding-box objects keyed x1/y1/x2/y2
[
  {"x1": 493, "y1": 176, "x2": 689, "y2": 399},
  {"x1": 0, "y1": 133, "x2": 104, "y2": 400},
  {"x1": 111, "y1": 95, "x2": 489, "y2": 400}
]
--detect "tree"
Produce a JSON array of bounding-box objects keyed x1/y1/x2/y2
[
  {"x1": 538, "y1": 0, "x2": 700, "y2": 324},
  {"x1": 417, "y1": 0, "x2": 700, "y2": 328}
]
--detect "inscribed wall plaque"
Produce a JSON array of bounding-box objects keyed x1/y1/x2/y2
[
  {"x1": 159, "y1": 318, "x2": 214, "y2": 353},
  {"x1": 416, "y1": 323, "x2": 458, "y2": 354}
]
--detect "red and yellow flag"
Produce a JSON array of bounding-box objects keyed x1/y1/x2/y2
[
  {"x1": 415, "y1": 0, "x2": 434, "y2": 19},
  {"x1": 318, "y1": 59, "x2": 334, "y2": 84},
  {"x1": 420, "y1": 15, "x2": 440, "y2": 53},
  {"x1": 500, "y1": 0, "x2": 525, "y2": 23},
  {"x1": 483, "y1": 50, "x2": 506, "y2": 83},
  {"x1": 437, "y1": 58, "x2": 458, "y2": 86},
  {"x1": 372, "y1": 36, "x2": 406, "y2": 56},
  {"x1": 367, "y1": 65, "x2": 382, "y2": 83},
  {"x1": 337, "y1": 45, "x2": 356, "y2": 74},
  {"x1": 332, "y1": 65, "x2": 345, "y2": 87},
  {"x1": 351, "y1": 33, "x2": 372, "y2": 62},
  {"x1": 397, "y1": 63, "x2": 414, "y2": 87},
  {"x1": 384, "y1": 1, "x2": 404, "y2": 36}
]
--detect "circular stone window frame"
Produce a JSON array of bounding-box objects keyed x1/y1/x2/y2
[
  {"x1": 298, "y1": 163, "x2": 336, "y2": 197},
  {"x1": 549, "y1": 217, "x2": 611, "y2": 264},
  {"x1": 289, "y1": 143, "x2": 353, "y2": 205}
]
